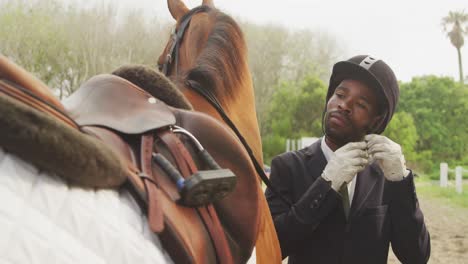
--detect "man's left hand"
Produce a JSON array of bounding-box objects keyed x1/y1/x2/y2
[{"x1": 365, "y1": 134, "x2": 410, "y2": 181}]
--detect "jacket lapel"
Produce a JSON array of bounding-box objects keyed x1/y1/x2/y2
[{"x1": 350, "y1": 163, "x2": 381, "y2": 217}]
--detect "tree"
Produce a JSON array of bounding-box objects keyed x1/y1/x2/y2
[
  {"x1": 240, "y1": 21, "x2": 341, "y2": 135},
  {"x1": 241, "y1": 22, "x2": 289, "y2": 131},
  {"x1": 382, "y1": 111, "x2": 419, "y2": 168},
  {"x1": 398, "y1": 76, "x2": 468, "y2": 169},
  {"x1": 442, "y1": 10, "x2": 468, "y2": 86},
  {"x1": 0, "y1": 0, "x2": 171, "y2": 98},
  {"x1": 262, "y1": 75, "x2": 327, "y2": 163}
]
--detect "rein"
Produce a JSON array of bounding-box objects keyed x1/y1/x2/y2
[{"x1": 158, "y1": 6, "x2": 292, "y2": 207}]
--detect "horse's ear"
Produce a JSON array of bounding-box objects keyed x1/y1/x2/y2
[
  {"x1": 167, "y1": 0, "x2": 189, "y2": 21},
  {"x1": 202, "y1": 0, "x2": 214, "y2": 7}
]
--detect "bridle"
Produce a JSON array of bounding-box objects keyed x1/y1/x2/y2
[
  {"x1": 159, "y1": 7, "x2": 207, "y2": 76},
  {"x1": 158, "y1": 6, "x2": 292, "y2": 207}
]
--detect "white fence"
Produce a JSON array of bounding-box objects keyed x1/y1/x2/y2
[
  {"x1": 440, "y1": 163, "x2": 467, "y2": 194},
  {"x1": 286, "y1": 137, "x2": 318, "y2": 151}
]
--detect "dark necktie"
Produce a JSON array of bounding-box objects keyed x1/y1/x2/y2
[{"x1": 339, "y1": 183, "x2": 350, "y2": 220}]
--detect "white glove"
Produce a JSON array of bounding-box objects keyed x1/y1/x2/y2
[
  {"x1": 321, "y1": 141, "x2": 369, "y2": 191},
  {"x1": 365, "y1": 134, "x2": 409, "y2": 181}
]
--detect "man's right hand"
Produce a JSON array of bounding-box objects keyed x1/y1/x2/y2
[{"x1": 321, "y1": 141, "x2": 369, "y2": 191}]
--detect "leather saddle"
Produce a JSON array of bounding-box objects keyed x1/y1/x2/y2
[{"x1": 0, "y1": 55, "x2": 259, "y2": 263}]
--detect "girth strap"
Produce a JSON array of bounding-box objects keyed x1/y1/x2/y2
[{"x1": 157, "y1": 130, "x2": 233, "y2": 264}]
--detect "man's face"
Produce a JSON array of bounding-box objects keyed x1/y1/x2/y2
[{"x1": 325, "y1": 79, "x2": 381, "y2": 146}]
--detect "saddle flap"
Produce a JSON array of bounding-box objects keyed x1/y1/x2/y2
[{"x1": 63, "y1": 74, "x2": 176, "y2": 134}]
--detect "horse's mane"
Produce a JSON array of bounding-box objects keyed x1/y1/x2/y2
[{"x1": 184, "y1": 6, "x2": 249, "y2": 102}]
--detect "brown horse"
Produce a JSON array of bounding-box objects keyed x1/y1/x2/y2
[
  {"x1": 1, "y1": 54, "x2": 257, "y2": 263},
  {"x1": 158, "y1": 1, "x2": 282, "y2": 263}
]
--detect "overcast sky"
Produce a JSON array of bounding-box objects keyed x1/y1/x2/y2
[{"x1": 108, "y1": 0, "x2": 467, "y2": 82}]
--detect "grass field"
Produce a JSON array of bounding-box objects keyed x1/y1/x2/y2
[{"x1": 415, "y1": 177, "x2": 468, "y2": 208}]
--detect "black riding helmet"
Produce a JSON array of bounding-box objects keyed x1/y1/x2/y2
[{"x1": 326, "y1": 55, "x2": 400, "y2": 134}]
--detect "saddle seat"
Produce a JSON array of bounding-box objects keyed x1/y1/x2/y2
[{"x1": 63, "y1": 75, "x2": 176, "y2": 134}]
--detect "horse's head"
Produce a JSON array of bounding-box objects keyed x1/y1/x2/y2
[
  {"x1": 158, "y1": 0, "x2": 263, "y2": 165},
  {"x1": 158, "y1": 0, "x2": 250, "y2": 103},
  {"x1": 159, "y1": 0, "x2": 214, "y2": 76}
]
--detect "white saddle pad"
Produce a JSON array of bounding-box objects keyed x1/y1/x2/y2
[{"x1": 0, "y1": 148, "x2": 173, "y2": 264}]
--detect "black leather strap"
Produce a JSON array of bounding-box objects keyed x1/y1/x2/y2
[{"x1": 160, "y1": 7, "x2": 208, "y2": 75}]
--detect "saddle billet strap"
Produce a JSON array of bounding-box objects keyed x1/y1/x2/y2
[
  {"x1": 140, "y1": 133, "x2": 164, "y2": 233},
  {"x1": 157, "y1": 130, "x2": 234, "y2": 264},
  {"x1": 0, "y1": 79, "x2": 78, "y2": 129},
  {"x1": 158, "y1": 130, "x2": 192, "y2": 178}
]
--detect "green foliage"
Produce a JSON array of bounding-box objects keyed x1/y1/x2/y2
[
  {"x1": 417, "y1": 183, "x2": 468, "y2": 208},
  {"x1": 399, "y1": 76, "x2": 468, "y2": 173},
  {"x1": 0, "y1": 1, "x2": 71, "y2": 91},
  {"x1": 382, "y1": 111, "x2": 435, "y2": 173},
  {"x1": 383, "y1": 111, "x2": 418, "y2": 163},
  {"x1": 0, "y1": 0, "x2": 170, "y2": 98},
  {"x1": 262, "y1": 134, "x2": 287, "y2": 164},
  {"x1": 262, "y1": 75, "x2": 327, "y2": 163},
  {"x1": 240, "y1": 21, "x2": 340, "y2": 134}
]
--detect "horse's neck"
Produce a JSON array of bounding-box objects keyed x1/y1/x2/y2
[
  {"x1": 225, "y1": 76, "x2": 263, "y2": 166},
  {"x1": 182, "y1": 76, "x2": 263, "y2": 166}
]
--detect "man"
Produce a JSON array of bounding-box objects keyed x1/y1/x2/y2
[{"x1": 265, "y1": 55, "x2": 430, "y2": 264}]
